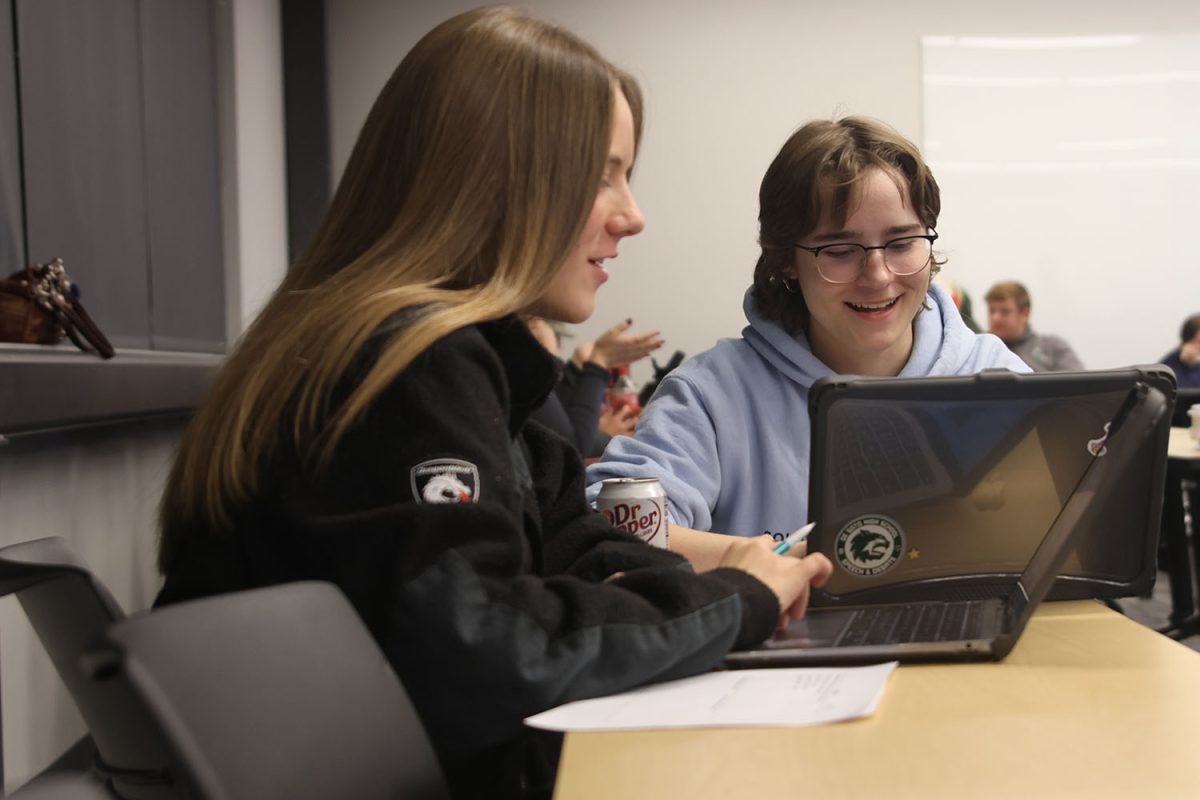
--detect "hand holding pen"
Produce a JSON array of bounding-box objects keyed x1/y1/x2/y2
[
  {"x1": 718, "y1": 524, "x2": 831, "y2": 622},
  {"x1": 773, "y1": 522, "x2": 815, "y2": 557}
]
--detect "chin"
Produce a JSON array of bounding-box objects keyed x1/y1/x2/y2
[
  {"x1": 551, "y1": 312, "x2": 590, "y2": 325},
  {"x1": 546, "y1": 301, "x2": 594, "y2": 325}
]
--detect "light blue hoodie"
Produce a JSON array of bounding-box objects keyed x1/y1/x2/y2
[{"x1": 585, "y1": 284, "x2": 1030, "y2": 539}]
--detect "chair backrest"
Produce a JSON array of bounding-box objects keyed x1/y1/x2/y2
[
  {"x1": 86, "y1": 581, "x2": 450, "y2": 800},
  {"x1": 0, "y1": 537, "x2": 175, "y2": 798}
]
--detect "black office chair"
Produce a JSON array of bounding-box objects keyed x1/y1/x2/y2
[
  {"x1": 85, "y1": 581, "x2": 450, "y2": 800},
  {"x1": 0, "y1": 537, "x2": 175, "y2": 798}
]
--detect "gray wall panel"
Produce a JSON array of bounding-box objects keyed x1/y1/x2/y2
[
  {"x1": 0, "y1": 0, "x2": 23, "y2": 275},
  {"x1": 140, "y1": 0, "x2": 225, "y2": 353},
  {"x1": 16, "y1": 0, "x2": 150, "y2": 349}
]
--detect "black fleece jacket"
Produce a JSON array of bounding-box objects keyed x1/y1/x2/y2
[{"x1": 157, "y1": 315, "x2": 779, "y2": 798}]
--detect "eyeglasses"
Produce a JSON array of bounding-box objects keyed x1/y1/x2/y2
[{"x1": 794, "y1": 232, "x2": 938, "y2": 285}]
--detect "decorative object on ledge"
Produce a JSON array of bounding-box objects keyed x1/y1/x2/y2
[{"x1": 0, "y1": 258, "x2": 115, "y2": 358}]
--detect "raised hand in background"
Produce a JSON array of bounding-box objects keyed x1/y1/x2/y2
[{"x1": 572, "y1": 318, "x2": 663, "y2": 370}]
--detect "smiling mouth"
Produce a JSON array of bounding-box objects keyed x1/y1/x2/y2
[
  {"x1": 588, "y1": 257, "x2": 610, "y2": 282},
  {"x1": 846, "y1": 297, "x2": 900, "y2": 313}
]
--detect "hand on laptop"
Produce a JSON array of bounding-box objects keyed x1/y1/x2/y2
[{"x1": 718, "y1": 535, "x2": 832, "y2": 625}]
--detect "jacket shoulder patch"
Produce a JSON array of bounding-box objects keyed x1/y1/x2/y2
[{"x1": 411, "y1": 458, "x2": 480, "y2": 504}]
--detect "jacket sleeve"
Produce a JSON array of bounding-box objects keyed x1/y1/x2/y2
[
  {"x1": 585, "y1": 372, "x2": 724, "y2": 531},
  {"x1": 555, "y1": 361, "x2": 611, "y2": 455},
  {"x1": 285, "y1": 329, "x2": 778, "y2": 757}
]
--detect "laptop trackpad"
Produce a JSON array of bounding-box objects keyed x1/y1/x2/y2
[{"x1": 763, "y1": 609, "x2": 856, "y2": 650}]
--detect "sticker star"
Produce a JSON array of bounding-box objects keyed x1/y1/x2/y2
[{"x1": 908, "y1": 547, "x2": 920, "y2": 560}]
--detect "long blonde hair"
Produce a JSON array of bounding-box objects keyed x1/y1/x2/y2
[{"x1": 159, "y1": 7, "x2": 642, "y2": 567}]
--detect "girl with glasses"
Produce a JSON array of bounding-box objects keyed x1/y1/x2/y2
[{"x1": 588, "y1": 117, "x2": 1028, "y2": 564}]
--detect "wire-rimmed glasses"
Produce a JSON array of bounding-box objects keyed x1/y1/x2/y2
[{"x1": 794, "y1": 231, "x2": 938, "y2": 284}]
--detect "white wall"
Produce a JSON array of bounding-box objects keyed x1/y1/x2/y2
[
  {"x1": 0, "y1": 422, "x2": 182, "y2": 790},
  {"x1": 326, "y1": 0, "x2": 1200, "y2": 382},
  {"x1": 924, "y1": 33, "x2": 1200, "y2": 369}
]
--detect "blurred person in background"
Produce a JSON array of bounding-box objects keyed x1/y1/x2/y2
[
  {"x1": 934, "y1": 275, "x2": 981, "y2": 332},
  {"x1": 1160, "y1": 312, "x2": 1200, "y2": 389},
  {"x1": 527, "y1": 316, "x2": 662, "y2": 456},
  {"x1": 985, "y1": 280, "x2": 1083, "y2": 372}
]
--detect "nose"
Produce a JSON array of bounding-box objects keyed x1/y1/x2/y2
[
  {"x1": 609, "y1": 188, "x2": 645, "y2": 237},
  {"x1": 856, "y1": 247, "x2": 890, "y2": 286}
]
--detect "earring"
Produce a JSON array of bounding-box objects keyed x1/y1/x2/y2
[{"x1": 781, "y1": 276, "x2": 800, "y2": 294}]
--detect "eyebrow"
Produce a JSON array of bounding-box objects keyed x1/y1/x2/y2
[
  {"x1": 811, "y1": 223, "x2": 925, "y2": 243},
  {"x1": 607, "y1": 154, "x2": 636, "y2": 180}
]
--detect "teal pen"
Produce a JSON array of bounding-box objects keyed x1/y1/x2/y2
[{"x1": 773, "y1": 522, "x2": 815, "y2": 555}]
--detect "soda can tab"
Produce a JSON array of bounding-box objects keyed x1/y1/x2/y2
[{"x1": 595, "y1": 477, "x2": 669, "y2": 549}]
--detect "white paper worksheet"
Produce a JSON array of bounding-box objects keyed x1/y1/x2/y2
[{"x1": 524, "y1": 662, "x2": 897, "y2": 732}]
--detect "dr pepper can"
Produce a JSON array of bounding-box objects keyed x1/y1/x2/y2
[{"x1": 595, "y1": 477, "x2": 669, "y2": 549}]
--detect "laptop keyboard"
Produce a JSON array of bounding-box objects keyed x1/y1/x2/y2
[
  {"x1": 832, "y1": 408, "x2": 937, "y2": 505},
  {"x1": 836, "y1": 601, "x2": 991, "y2": 646}
]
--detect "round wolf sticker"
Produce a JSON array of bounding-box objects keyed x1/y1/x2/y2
[{"x1": 834, "y1": 515, "x2": 904, "y2": 577}]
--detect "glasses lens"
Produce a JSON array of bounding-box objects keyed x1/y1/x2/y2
[
  {"x1": 814, "y1": 244, "x2": 865, "y2": 284},
  {"x1": 883, "y1": 236, "x2": 933, "y2": 275}
]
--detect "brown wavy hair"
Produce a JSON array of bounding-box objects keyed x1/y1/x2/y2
[
  {"x1": 159, "y1": 7, "x2": 642, "y2": 565},
  {"x1": 752, "y1": 117, "x2": 943, "y2": 334},
  {"x1": 984, "y1": 280, "x2": 1032, "y2": 311}
]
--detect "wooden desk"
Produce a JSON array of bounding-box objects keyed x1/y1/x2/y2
[{"x1": 554, "y1": 602, "x2": 1200, "y2": 799}]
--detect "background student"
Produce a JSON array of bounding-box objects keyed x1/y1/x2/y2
[
  {"x1": 587, "y1": 117, "x2": 1028, "y2": 560},
  {"x1": 527, "y1": 316, "x2": 661, "y2": 456},
  {"x1": 1159, "y1": 312, "x2": 1200, "y2": 389},
  {"x1": 985, "y1": 280, "x2": 1085, "y2": 372},
  {"x1": 153, "y1": 8, "x2": 831, "y2": 798}
]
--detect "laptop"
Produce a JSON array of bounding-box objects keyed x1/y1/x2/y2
[
  {"x1": 811, "y1": 366, "x2": 1174, "y2": 605},
  {"x1": 723, "y1": 372, "x2": 1169, "y2": 668}
]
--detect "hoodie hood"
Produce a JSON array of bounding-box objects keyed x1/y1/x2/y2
[
  {"x1": 740, "y1": 289, "x2": 833, "y2": 387},
  {"x1": 741, "y1": 282, "x2": 992, "y2": 384}
]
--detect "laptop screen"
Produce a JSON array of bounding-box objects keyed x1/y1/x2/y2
[{"x1": 809, "y1": 374, "x2": 1165, "y2": 604}]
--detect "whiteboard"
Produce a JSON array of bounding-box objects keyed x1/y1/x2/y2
[{"x1": 922, "y1": 34, "x2": 1200, "y2": 369}]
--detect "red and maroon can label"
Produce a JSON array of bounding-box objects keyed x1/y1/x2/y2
[{"x1": 596, "y1": 477, "x2": 669, "y2": 549}]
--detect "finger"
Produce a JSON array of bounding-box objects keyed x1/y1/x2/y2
[
  {"x1": 628, "y1": 333, "x2": 664, "y2": 353},
  {"x1": 800, "y1": 553, "x2": 834, "y2": 585},
  {"x1": 789, "y1": 585, "x2": 811, "y2": 619},
  {"x1": 783, "y1": 540, "x2": 808, "y2": 559},
  {"x1": 607, "y1": 318, "x2": 634, "y2": 338},
  {"x1": 778, "y1": 583, "x2": 810, "y2": 624}
]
